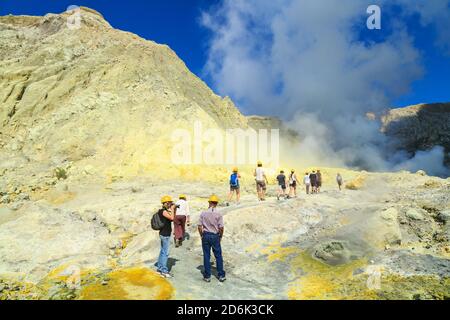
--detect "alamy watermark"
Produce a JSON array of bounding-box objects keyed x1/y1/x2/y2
[
  {"x1": 171, "y1": 121, "x2": 280, "y2": 167},
  {"x1": 367, "y1": 5, "x2": 381, "y2": 30},
  {"x1": 366, "y1": 264, "x2": 384, "y2": 290}
]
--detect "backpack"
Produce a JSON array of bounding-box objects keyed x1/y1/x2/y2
[
  {"x1": 151, "y1": 209, "x2": 165, "y2": 231},
  {"x1": 230, "y1": 173, "x2": 239, "y2": 187}
]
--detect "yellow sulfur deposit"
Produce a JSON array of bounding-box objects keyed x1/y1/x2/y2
[
  {"x1": 79, "y1": 267, "x2": 174, "y2": 300},
  {"x1": 345, "y1": 174, "x2": 367, "y2": 190},
  {"x1": 259, "y1": 241, "x2": 374, "y2": 300}
]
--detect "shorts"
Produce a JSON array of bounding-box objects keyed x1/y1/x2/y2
[
  {"x1": 290, "y1": 181, "x2": 297, "y2": 188},
  {"x1": 256, "y1": 180, "x2": 267, "y2": 192},
  {"x1": 279, "y1": 185, "x2": 287, "y2": 190},
  {"x1": 317, "y1": 181, "x2": 322, "y2": 187},
  {"x1": 230, "y1": 185, "x2": 240, "y2": 191}
]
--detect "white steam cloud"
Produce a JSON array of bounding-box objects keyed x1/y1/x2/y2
[{"x1": 201, "y1": 0, "x2": 450, "y2": 177}]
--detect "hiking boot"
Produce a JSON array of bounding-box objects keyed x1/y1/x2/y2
[
  {"x1": 219, "y1": 276, "x2": 227, "y2": 282},
  {"x1": 203, "y1": 277, "x2": 211, "y2": 283}
]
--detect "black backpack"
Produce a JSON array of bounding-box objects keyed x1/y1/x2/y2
[{"x1": 151, "y1": 209, "x2": 165, "y2": 231}]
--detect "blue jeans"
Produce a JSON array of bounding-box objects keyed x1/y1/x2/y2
[
  {"x1": 202, "y1": 232, "x2": 225, "y2": 279},
  {"x1": 156, "y1": 235, "x2": 171, "y2": 274}
]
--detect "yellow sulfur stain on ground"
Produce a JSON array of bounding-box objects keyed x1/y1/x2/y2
[
  {"x1": 261, "y1": 245, "x2": 297, "y2": 263},
  {"x1": 79, "y1": 267, "x2": 174, "y2": 300},
  {"x1": 339, "y1": 216, "x2": 351, "y2": 226},
  {"x1": 245, "y1": 243, "x2": 262, "y2": 254},
  {"x1": 44, "y1": 263, "x2": 86, "y2": 284},
  {"x1": 288, "y1": 275, "x2": 336, "y2": 300},
  {"x1": 287, "y1": 251, "x2": 376, "y2": 300},
  {"x1": 258, "y1": 241, "x2": 376, "y2": 300},
  {"x1": 345, "y1": 174, "x2": 367, "y2": 190},
  {"x1": 37, "y1": 190, "x2": 76, "y2": 205}
]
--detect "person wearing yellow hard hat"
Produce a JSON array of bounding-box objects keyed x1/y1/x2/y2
[
  {"x1": 173, "y1": 194, "x2": 190, "y2": 247},
  {"x1": 198, "y1": 195, "x2": 226, "y2": 283},
  {"x1": 254, "y1": 161, "x2": 269, "y2": 201},
  {"x1": 226, "y1": 167, "x2": 241, "y2": 206},
  {"x1": 153, "y1": 195, "x2": 175, "y2": 278}
]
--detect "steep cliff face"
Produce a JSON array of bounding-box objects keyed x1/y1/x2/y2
[
  {"x1": 0, "y1": 7, "x2": 256, "y2": 191},
  {"x1": 381, "y1": 103, "x2": 450, "y2": 166}
]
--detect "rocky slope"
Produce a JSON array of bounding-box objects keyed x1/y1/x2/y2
[
  {"x1": 0, "y1": 7, "x2": 269, "y2": 196},
  {"x1": 0, "y1": 168, "x2": 449, "y2": 300},
  {"x1": 381, "y1": 103, "x2": 450, "y2": 166}
]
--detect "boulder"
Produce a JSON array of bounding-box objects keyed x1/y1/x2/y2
[
  {"x1": 437, "y1": 210, "x2": 450, "y2": 224},
  {"x1": 312, "y1": 241, "x2": 351, "y2": 266},
  {"x1": 368, "y1": 208, "x2": 402, "y2": 248},
  {"x1": 406, "y1": 208, "x2": 426, "y2": 221},
  {"x1": 0, "y1": 205, "x2": 111, "y2": 281},
  {"x1": 424, "y1": 180, "x2": 442, "y2": 189},
  {"x1": 381, "y1": 208, "x2": 398, "y2": 222},
  {"x1": 119, "y1": 231, "x2": 160, "y2": 266}
]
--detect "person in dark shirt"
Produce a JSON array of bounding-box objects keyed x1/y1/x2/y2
[
  {"x1": 156, "y1": 195, "x2": 175, "y2": 278},
  {"x1": 309, "y1": 171, "x2": 317, "y2": 194},
  {"x1": 316, "y1": 170, "x2": 322, "y2": 193},
  {"x1": 276, "y1": 170, "x2": 288, "y2": 200}
]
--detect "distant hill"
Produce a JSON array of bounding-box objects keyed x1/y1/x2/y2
[{"x1": 381, "y1": 103, "x2": 450, "y2": 166}]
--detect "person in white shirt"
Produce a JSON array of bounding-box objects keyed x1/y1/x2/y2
[
  {"x1": 254, "y1": 161, "x2": 269, "y2": 201},
  {"x1": 174, "y1": 195, "x2": 190, "y2": 247},
  {"x1": 303, "y1": 172, "x2": 311, "y2": 195}
]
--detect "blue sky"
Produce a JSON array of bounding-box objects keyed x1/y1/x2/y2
[{"x1": 1, "y1": 0, "x2": 449, "y2": 108}]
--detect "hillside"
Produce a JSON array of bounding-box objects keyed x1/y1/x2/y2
[
  {"x1": 381, "y1": 103, "x2": 450, "y2": 166},
  {"x1": 0, "y1": 7, "x2": 265, "y2": 198}
]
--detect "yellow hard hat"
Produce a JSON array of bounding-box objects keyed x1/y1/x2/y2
[
  {"x1": 161, "y1": 195, "x2": 173, "y2": 204},
  {"x1": 232, "y1": 167, "x2": 238, "y2": 172},
  {"x1": 291, "y1": 169, "x2": 295, "y2": 173},
  {"x1": 257, "y1": 161, "x2": 263, "y2": 166},
  {"x1": 179, "y1": 194, "x2": 187, "y2": 200},
  {"x1": 208, "y1": 195, "x2": 219, "y2": 203}
]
